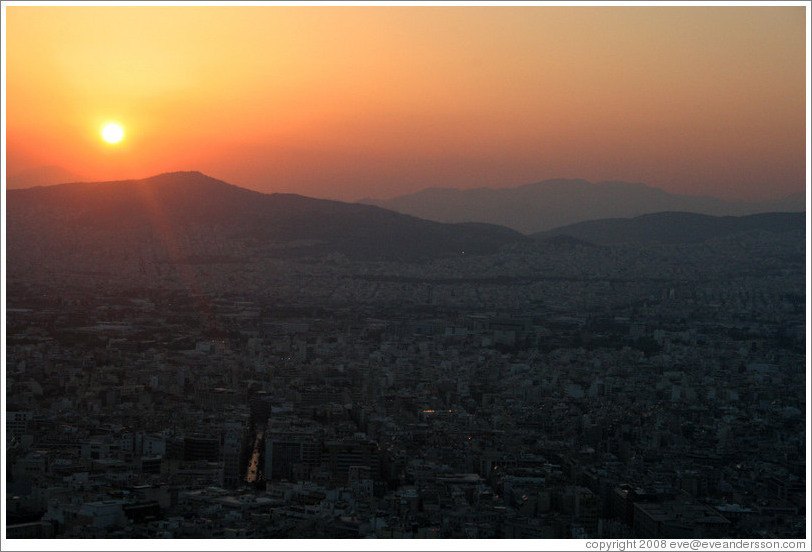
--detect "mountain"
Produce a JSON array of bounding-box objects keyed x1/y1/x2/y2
[
  {"x1": 6, "y1": 172, "x2": 526, "y2": 280},
  {"x1": 360, "y1": 179, "x2": 806, "y2": 234},
  {"x1": 6, "y1": 165, "x2": 86, "y2": 189},
  {"x1": 535, "y1": 211, "x2": 806, "y2": 245}
]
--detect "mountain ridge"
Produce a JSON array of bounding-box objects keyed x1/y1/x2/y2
[
  {"x1": 360, "y1": 179, "x2": 805, "y2": 234},
  {"x1": 6, "y1": 171, "x2": 527, "y2": 272}
]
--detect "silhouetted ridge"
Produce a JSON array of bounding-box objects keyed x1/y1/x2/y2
[
  {"x1": 7, "y1": 171, "x2": 526, "y2": 264},
  {"x1": 362, "y1": 179, "x2": 805, "y2": 234}
]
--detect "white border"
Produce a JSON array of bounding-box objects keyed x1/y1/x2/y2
[{"x1": 2, "y1": 1, "x2": 810, "y2": 551}]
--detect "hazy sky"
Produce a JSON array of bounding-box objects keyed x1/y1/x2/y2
[{"x1": 4, "y1": 4, "x2": 808, "y2": 201}]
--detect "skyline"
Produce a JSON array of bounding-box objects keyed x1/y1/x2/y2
[{"x1": 3, "y1": 3, "x2": 809, "y2": 202}]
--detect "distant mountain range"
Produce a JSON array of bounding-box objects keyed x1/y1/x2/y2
[
  {"x1": 6, "y1": 165, "x2": 86, "y2": 189},
  {"x1": 7, "y1": 172, "x2": 806, "y2": 289},
  {"x1": 6, "y1": 172, "x2": 525, "y2": 274},
  {"x1": 360, "y1": 179, "x2": 806, "y2": 234},
  {"x1": 536, "y1": 211, "x2": 806, "y2": 245}
]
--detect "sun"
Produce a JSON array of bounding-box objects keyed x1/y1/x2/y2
[{"x1": 102, "y1": 122, "x2": 124, "y2": 144}]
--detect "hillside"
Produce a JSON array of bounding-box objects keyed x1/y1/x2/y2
[
  {"x1": 361, "y1": 179, "x2": 805, "y2": 234},
  {"x1": 6, "y1": 172, "x2": 527, "y2": 279}
]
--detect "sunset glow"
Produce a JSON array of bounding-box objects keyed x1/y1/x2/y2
[{"x1": 4, "y1": 4, "x2": 808, "y2": 201}]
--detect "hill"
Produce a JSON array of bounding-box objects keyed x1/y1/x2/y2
[
  {"x1": 6, "y1": 172, "x2": 527, "y2": 279},
  {"x1": 361, "y1": 179, "x2": 805, "y2": 234},
  {"x1": 6, "y1": 165, "x2": 86, "y2": 189}
]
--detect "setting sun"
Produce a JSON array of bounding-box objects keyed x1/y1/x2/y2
[
  {"x1": 102, "y1": 122, "x2": 124, "y2": 144},
  {"x1": 5, "y1": 6, "x2": 806, "y2": 201}
]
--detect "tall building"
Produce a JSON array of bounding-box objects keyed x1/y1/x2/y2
[
  {"x1": 6, "y1": 411, "x2": 32, "y2": 438},
  {"x1": 322, "y1": 438, "x2": 380, "y2": 485},
  {"x1": 222, "y1": 421, "x2": 246, "y2": 488},
  {"x1": 183, "y1": 434, "x2": 220, "y2": 463},
  {"x1": 264, "y1": 423, "x2": 321, "y2": 481}
]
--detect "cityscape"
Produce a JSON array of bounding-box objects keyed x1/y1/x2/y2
[{"x1": 4, "y1": 189, "x2": 807, "y2": 539}]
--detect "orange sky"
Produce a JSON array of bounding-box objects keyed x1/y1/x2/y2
[{"x1": 3, "y1": 4, "x2": 808, "y2": 201}]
